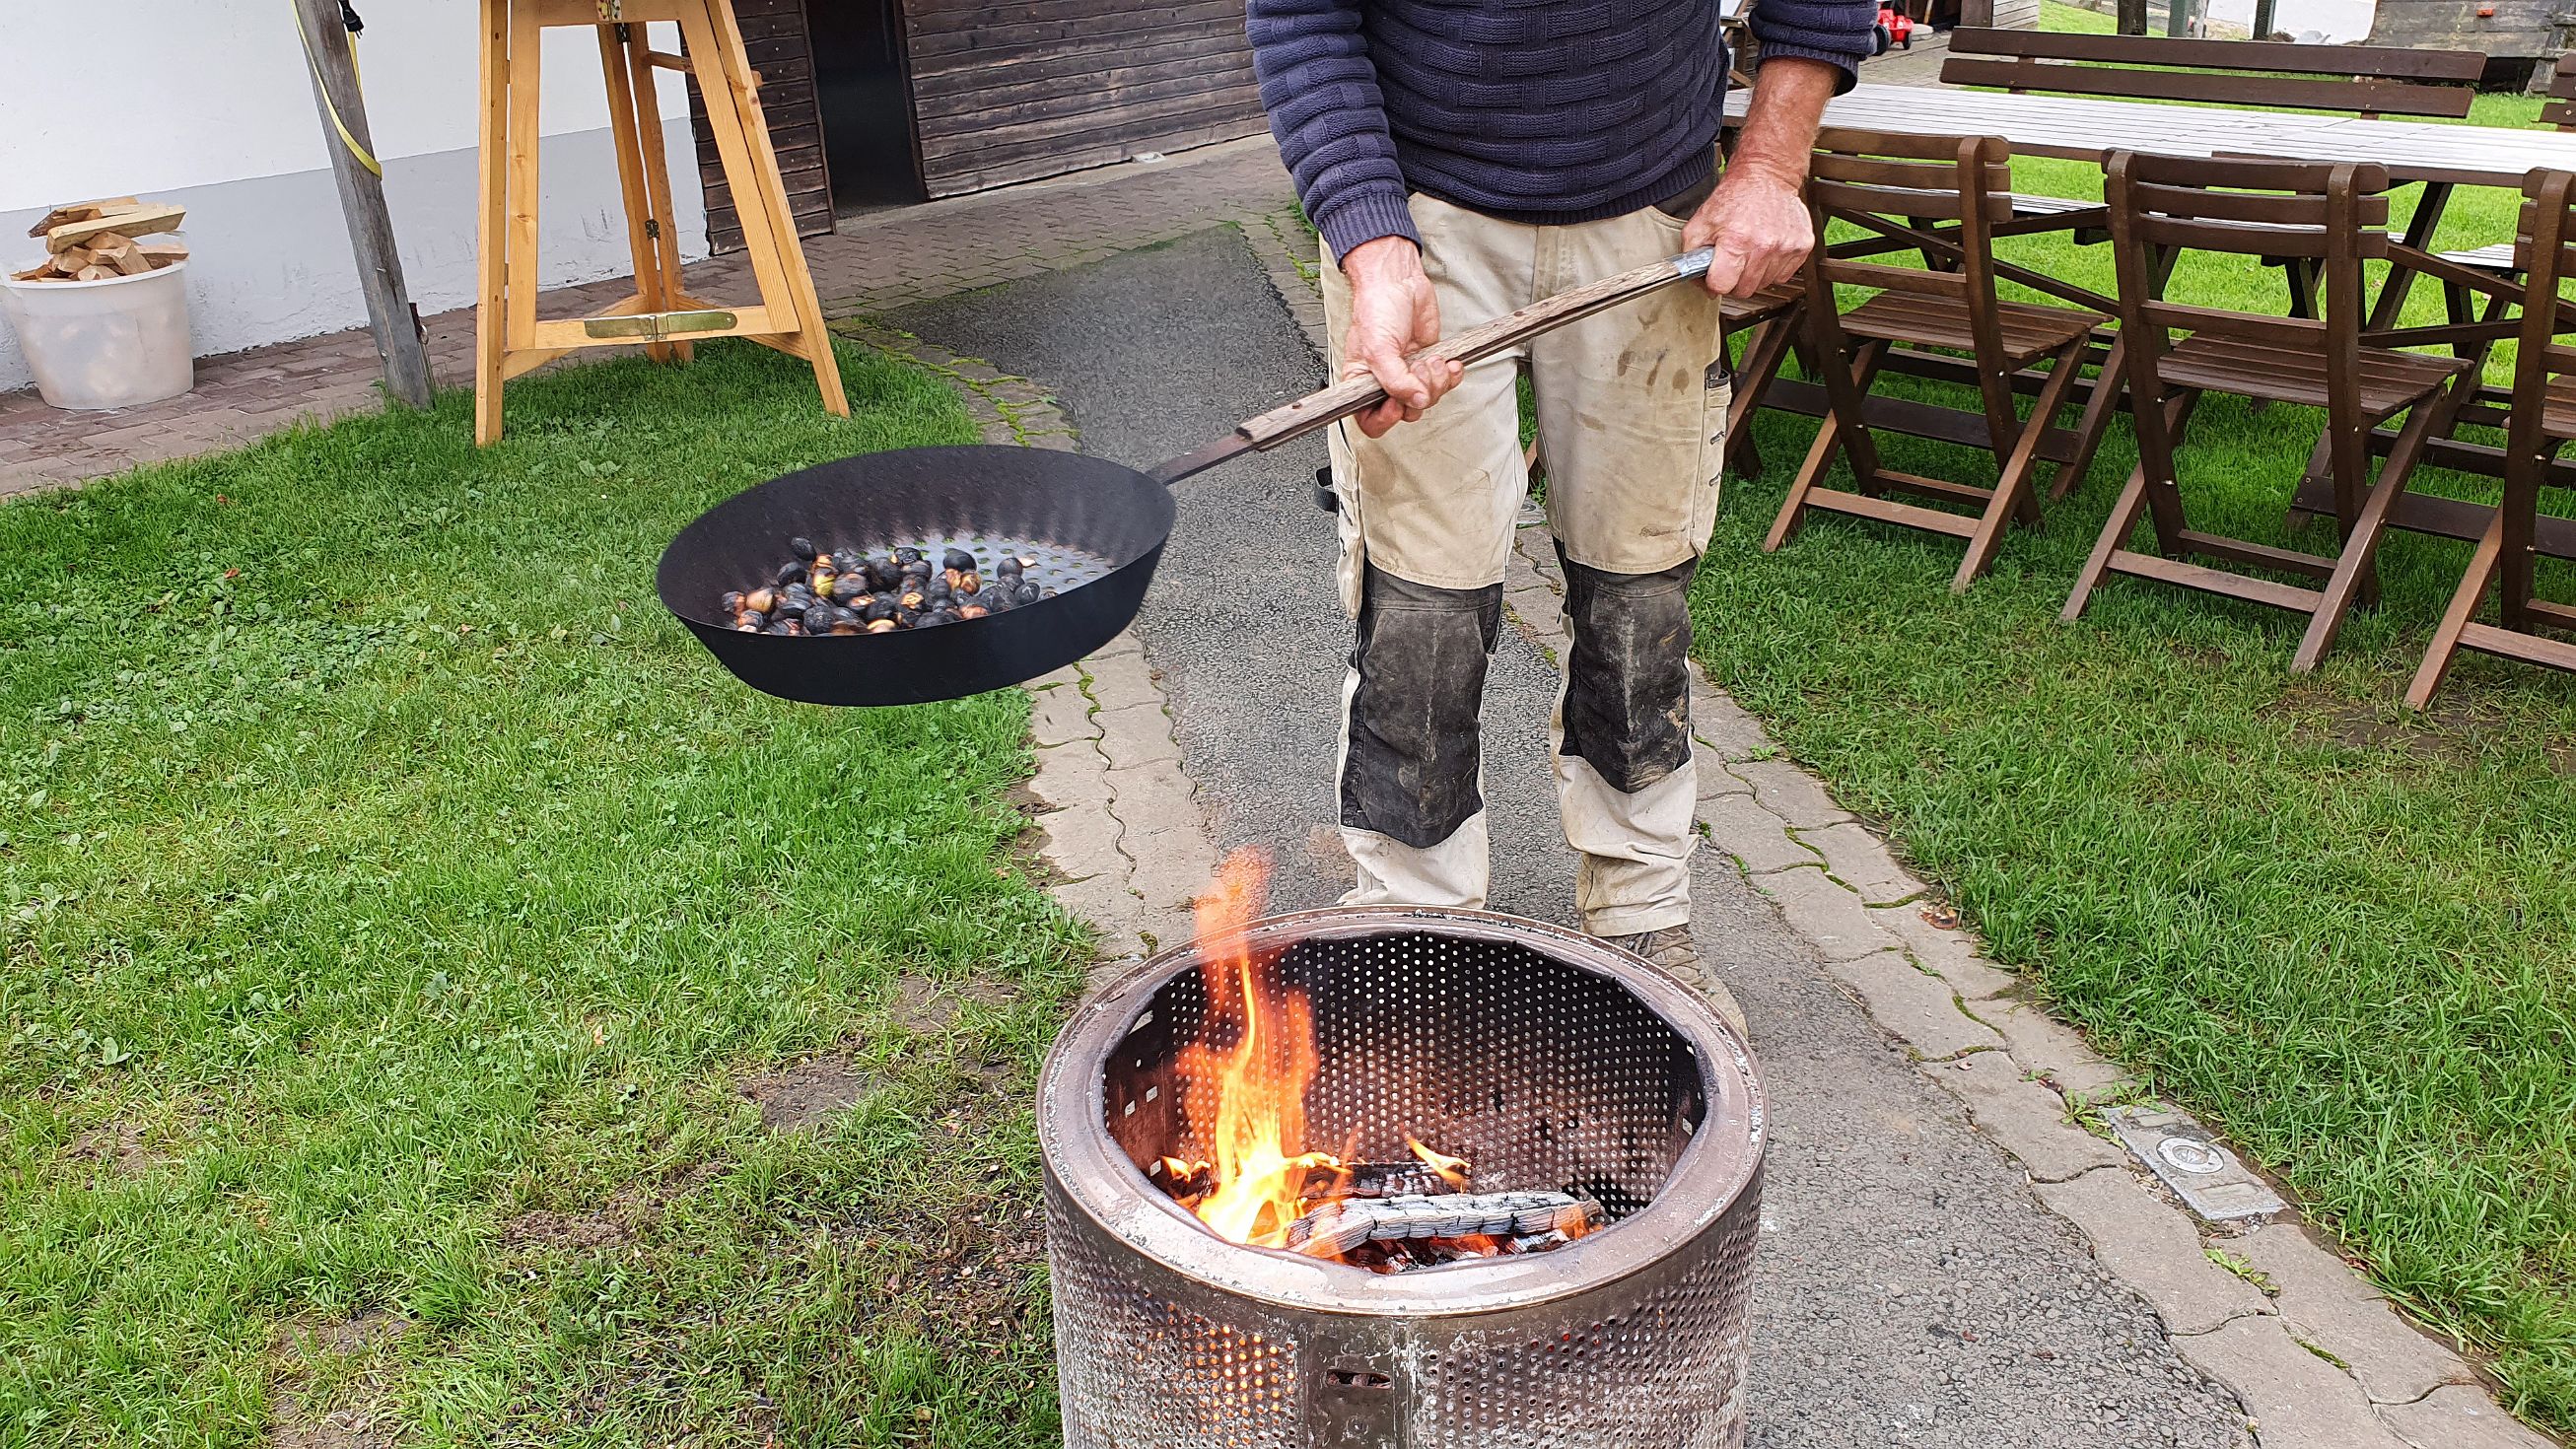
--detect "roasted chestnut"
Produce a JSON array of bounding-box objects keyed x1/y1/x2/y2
[
  {"x1": 995, "y1": 557, "x2": 1022, "y2": 581},
  {"x1": 898, "y1": 588, "x2": 928, "y2": 612},
  {"x1": 774, "y1": 559, "x2": 806, "y2": 587},
  {"x1": 866, "y1": 618, "x2": 898, "y2": 633},
  {"x1": 864, "y1": 597, "x2": 898, "y2": 623},
  {"x1": 895, "y1": 547, "x2": 925, "y2": 567},
  {"x1": 788, "y1": 535, "x2": 818, "y2": 560},
  {"x1": 719, "y1": 589, "x2": 745, "y2": 612},
  {"x1": 941, "y1": 548, "x2": 976, "y2": 573},
  {"x1": 743, "y1": 587, "x2": 778, "y2": 615},
  {"x1": 957, "y1": 604, "x2": 989, "y2": 620},
  {"x1": 832, "y1": 575, "x2": 872, "y2": 604}
]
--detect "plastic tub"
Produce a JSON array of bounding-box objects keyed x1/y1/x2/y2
[{"x1": 0, "y1": 258, "x2": 194, "y2": 410}]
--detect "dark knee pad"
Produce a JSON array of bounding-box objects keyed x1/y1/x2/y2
[
  {"x1": 1341, "y1": 564, "x2": 1501, "y2": 849},
  {"x1": 1558, "y1": 549, "x2": 1697, "y2": 794}
]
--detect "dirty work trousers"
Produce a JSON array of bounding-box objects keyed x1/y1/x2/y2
[{"x1": 1320, "y1": 190, "x2": 1729, "y2": 936}]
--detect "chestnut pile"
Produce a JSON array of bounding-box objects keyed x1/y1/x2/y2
[{"x1": 719, "y1": 536, "x2": 1055, "y2": 635}]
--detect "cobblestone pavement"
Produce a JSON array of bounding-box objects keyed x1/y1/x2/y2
[{"x1": 0, "y1": 137, "x2": 1301, "y2": 500}]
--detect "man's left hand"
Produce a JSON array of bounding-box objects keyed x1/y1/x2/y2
[{"x1": 1683, "y1": 168, "x2": 1813, "y2": 300}]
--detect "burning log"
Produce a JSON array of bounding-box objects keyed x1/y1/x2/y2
[{"x1": 1283, "y1": 1191, "x2": 1603, "y2": 1260}]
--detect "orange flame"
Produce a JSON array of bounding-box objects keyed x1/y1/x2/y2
[
  {"x1": 1169, "y1": 847, "x2": 1338, "y2": 1248},
  {"x1": 1406, "y1": 1137, "x2": 1474, "y2": 1191}
]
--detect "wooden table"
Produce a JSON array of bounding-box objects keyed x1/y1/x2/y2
[{"x1": 1725, "y1": 85, "x2": 2576, "y2": 554}]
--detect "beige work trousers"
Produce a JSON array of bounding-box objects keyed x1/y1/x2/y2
[{"x1": 1322, "y1": 190, "x2": 1729, "y2": 935}]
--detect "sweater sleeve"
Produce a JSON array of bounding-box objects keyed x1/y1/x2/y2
[
  {"x1": 1246, "y1": 0, "x2": 1421, "y2": 263},
  {"x1": 1747, "y1": 0, "x2": 1879, "y2": 92}
]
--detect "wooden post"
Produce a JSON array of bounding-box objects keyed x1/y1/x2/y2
[
  {"x1": 2117, "y1": 0, "x2": 2148, "y2": 33},
  {"x1": 2250, "y1": 0, "x2": 2277, "y2": 36},
  {"x1": 293, "y1": 0, "x2": 435, "y2": 409}
]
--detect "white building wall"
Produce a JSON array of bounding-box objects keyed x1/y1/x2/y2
[{"x1": 0, "y1": 1, "x2": 711, "y2": 393}]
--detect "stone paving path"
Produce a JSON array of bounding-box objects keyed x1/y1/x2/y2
[{"x1": 7, "y1": 134, "x2": 2549, "y2": 1449}]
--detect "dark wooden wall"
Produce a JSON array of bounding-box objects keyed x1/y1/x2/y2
[
  {"x1": 901, "y1": 0, "x2": 1270, "y2": 197},
  {"x1": 689, "y1": 0, "x2": 836, "y2": 253},
  {"x1": 2364, "y1": 0, "x2": 2567, "y2": 63}
]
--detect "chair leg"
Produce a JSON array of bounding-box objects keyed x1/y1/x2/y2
[
  {"x1": 2049, "y1": 333, "x2": 2124, "y2": 503},
  {"x1": 2404, "y1": 517, "x2": 2503, "y2": 710},
  {"x1": 1955, "y1": 342, "x2": 2085, "y2": 592},
  {"x1": 1724, "y1": 317, "x2": 1797, "y2": 481},
  {"x1": 2063, "y1": 464, "x2": 2154, "y2": 622},
  {"x1": 1765, "y1": 340, "x2": 1885, "y2": 553},
  {"x1": 2292, "y1": 390, "x2": 2454, "y2": 671}
]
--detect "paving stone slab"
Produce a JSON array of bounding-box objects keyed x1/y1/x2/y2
[
  {"x1": 2035, "y1": 1169, "x2": 2275, "y2": 1336},
  {"x1": 1082, "y1": 650, "x2": 1162, "y2": 711},
  {"x1": 2379, "y1": 1384, "x2": 2559, "y2": 1449},
  {"x1": 1932, "y1": 1051, "x2": 2125, "y2": 1183},
  {"x1": 1690, "y1": 691, "x2": 1777, "y2": 762},
  {"x1": 1035, "y1": 802, "x2": 1126, "y2": 884},
  {"x1": 1102, "y1": 759, "x2": 1206, "y2": 839},
  {"x1": 1866, "y1": 901, "x2": 2023, "y2": 1000},
  {"x1": 2172, "y1": 1317, "x2": 2411, "y2": 1449},
  {"x1": 1093, "y1": 701, "x2": 1184, "y2": 771},
  {"x1": 2237, "y1": 1223, "x2": 2472, "y2": 1406},
  {"x1": 1800, "y1": 820, "x2": 1925, "y2": 904},
  {"x1": 1692, "y1": 744, "x2": 1755, "y2": 798},
  {"x1": 1824, "y1": 950, "x2": 2003, "y2": 1060},
  {"x1": 1049, "y1": 874, "x2": 1149, "y2": 958},
  {"x1": 1729, "y1": 757, "x2": 1856, "y2": 830},
  {"x1": 1025, "y1": 741, "x2": 1112, "y2": 811},
  {"x1": 1697, "y1": 791, "x2": 1821, "y2": 874},
  {"x1": 1752, "y1": 864, "x2": 1899, "y2": 963},
  {"x1": 1983, "y1": 999, "x2": 2133, "y2": 1098},
  {"x1": 1027, "y1": 680, "x2": 1099, "y2": 748},
  {"x1": 2104, "y1": 1105, "x2": 2287, "y2": 1225},
  {"x1": 1120, "y1": 828, "x2": 1221, "y2": 917}
]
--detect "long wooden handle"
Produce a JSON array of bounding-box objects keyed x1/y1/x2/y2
[{"x1": 1233, "y1": 246, "x2": 1717, "y2": 451}]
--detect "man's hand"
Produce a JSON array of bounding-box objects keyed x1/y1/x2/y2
[
  {"x1": 1340, "y1": 236, "x2": 1464, "y2": 438},
  {"x1": 1686, "y1": 56, "x2": 1843, "y2": 299}
]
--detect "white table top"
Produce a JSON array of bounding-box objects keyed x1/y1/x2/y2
[{"x1": 1726, "y1": 84, "x2": 2576, "y2": 189}]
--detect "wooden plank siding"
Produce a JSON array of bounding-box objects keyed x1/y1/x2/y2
[
  {"x1": 689, "y1": 0, "x2": 835, "y2": 253},
  {"x1": 2365, "y1": 0, "x2": 2570, "y2": 65},
  {"x1": 903, "y1": 0, "x2": 1270, "y2": 196}
]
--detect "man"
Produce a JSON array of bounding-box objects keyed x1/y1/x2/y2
[{"x1": 1247, "y1": 0, "x2": 1874, "y2": 1008}]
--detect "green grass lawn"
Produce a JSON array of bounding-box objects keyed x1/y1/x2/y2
[
  {"x1": 1700, "y1": 77, "x2": 2576, "y2": 1432},
  {"x1": 0, "y1": 341, "x2": 1089, "y2": 1447}
]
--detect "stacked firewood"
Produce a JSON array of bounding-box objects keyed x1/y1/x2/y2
[{"x1": 10, "y1": 197, "x2": 188, "y2": 283}]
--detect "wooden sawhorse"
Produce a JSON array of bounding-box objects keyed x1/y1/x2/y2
[{"x1": 474, "y1": 0, "x2": 845, "y2": 444}]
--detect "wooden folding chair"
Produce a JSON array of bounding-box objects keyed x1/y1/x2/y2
[
  {"x1": 2063, "y1": 154, "x2": 2472, "y2": 670},
  {"x1": 1766, "y1": 131, "x2": 2110, "y2": 592},
  {"x1": 2406, "y1": 169, "x2": 2576, "y2": 707}
]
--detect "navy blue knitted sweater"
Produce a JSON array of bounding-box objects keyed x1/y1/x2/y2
[{"x1": 1248, "y1": 0, "x2": 1878, "y2": 261}]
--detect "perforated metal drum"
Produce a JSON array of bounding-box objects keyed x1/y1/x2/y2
[{"x1": 1037, "y1": 907, "x2": 1767, "y2": 1449}]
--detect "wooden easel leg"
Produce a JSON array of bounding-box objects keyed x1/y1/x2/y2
[
  {"x1": 2405, "y1": 518, "x2": 2502, "y2": 710},
  {"x1": 504, "y1": 1, "x2": 544, "y2": 389},
  {"x1": 683, "y1": 0, "x2": 847, "y2": 415},
  {"x1": 598, "y1": 23, "x2": 670, "y2": 365},
  {"x1": 474, "y1": 0, "x2": 511, "y2": 445},
  {"x1": 626, "y1": 22, "x2": 694, "y2": 364}
]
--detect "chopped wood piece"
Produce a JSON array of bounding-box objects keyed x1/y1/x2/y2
[
  {"x1": 10, "y1": 264, "x2": 57, "y2": 282},
  {"x1": 108, "y1": 247, "x2": 154, "y2": 276},
  {"x1": 47, "y1": 205, "x2": 184, "y2": 253},
  {"x1": 51, "y1": 245, "x2": 96, "y2": 273},
  {"x1": 74, "y1": 265, "x2": 115, "y2": 281},
  {"x1": 137, "y1": 240, "x2": 190, "y2": 268},
  {"x1": 87, "y1": 233, "x2": 134, "y2": 257},
  {"x1": 25, "y1": 197, "x2": 136, "y2": 238}
]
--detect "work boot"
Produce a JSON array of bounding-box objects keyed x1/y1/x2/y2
[{"x1": 1599, "y1": 927, "x2": 1750, "y2": 1043}]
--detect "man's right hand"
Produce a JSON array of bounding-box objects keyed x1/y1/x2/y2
[{"x1": 1340, "y1": 237, "x2": 1463, "y2": 438}]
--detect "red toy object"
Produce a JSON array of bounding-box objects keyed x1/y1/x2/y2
[{"x1": 1878, "y1": 3, "x2": 1915, "y2": 48}]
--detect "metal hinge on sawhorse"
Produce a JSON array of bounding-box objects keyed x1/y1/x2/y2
[{"x1": 582, "y1": 309, "x2": 738, "y2": 342}]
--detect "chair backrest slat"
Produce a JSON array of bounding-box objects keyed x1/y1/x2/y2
[
  {"x1": 1941, "y1": 29, "x2": 2481, "y2": 119},
  {"x1": 2105, "y1": 150, "x2": 2391, "y2": 425}
]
